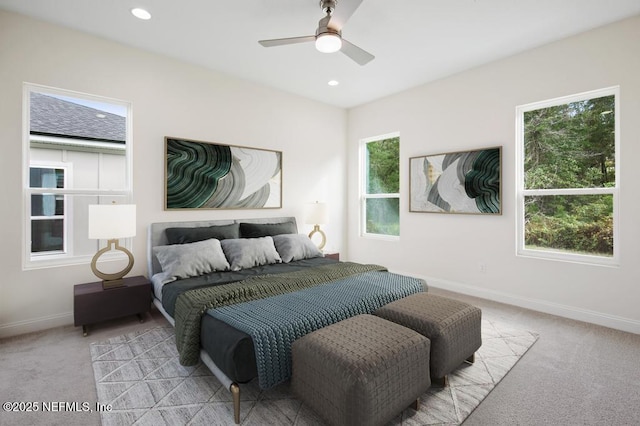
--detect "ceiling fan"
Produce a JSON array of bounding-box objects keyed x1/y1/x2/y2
[{"x1": 258, "y1": 0, "x2": 374, "y2": 66}]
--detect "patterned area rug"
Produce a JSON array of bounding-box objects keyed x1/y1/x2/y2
[{"x1": 91, "y1": 318, "x2": 537, "y2": 425}]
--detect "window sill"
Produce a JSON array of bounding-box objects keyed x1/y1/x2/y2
[
  {"x1": 517, "y1": 249, "x2": 619, "y2": 268},
  {"x1": 361, "y1": 233, "x2": 400, "y2": 242},
  {"x1": 23, "y1": 251, "x2": 130, "y2": 271}
]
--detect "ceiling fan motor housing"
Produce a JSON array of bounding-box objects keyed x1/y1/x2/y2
[
  {"x1": 316, "y1": 1, "x2": 341, "y2": 39},
  {"x1": 320, "y1": 0, "x2": 337, "y2": 15},
  {"x1": 316, "y1": 26, "x2": 341, "y2": 38}
]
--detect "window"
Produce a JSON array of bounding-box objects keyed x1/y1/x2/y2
[
  {"x1": 516, "y1": 87, "x2": 619, "y2": 265},
  {"x1": 361, "y1": 133, "x2": 400, "y2": 238},
  {"x1": 23, "y1": 84, "x2": 132, "y2": 269},
  {"x1": 30, "y1": 165, "x2": 67, "y2": 254}
]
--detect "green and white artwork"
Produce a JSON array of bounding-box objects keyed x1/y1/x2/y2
[
  {"x1": 165, "y1": 137, "x2": 282, "y2": 209},
  {"x1": 410, "y1": 147, "x2": 501, "y2": 214}
]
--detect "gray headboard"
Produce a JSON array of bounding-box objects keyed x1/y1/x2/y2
[{"x1": 147, "y1": 216, "x2": 297, "y2": 277}]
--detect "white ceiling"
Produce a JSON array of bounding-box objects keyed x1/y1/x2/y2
[{"x1": 1, "y1": 0, "x2": 639, "y2": 108}]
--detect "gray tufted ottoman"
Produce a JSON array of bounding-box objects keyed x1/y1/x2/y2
[
  {"x1": 374, "y1": 292, "x2": 482, "y2": 386},
  {"x1": 291, "y1": 314, "x2": 431, "y2": 426}
]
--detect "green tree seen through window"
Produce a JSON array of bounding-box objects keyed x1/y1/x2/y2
[{"x1": 364, "y1": 136, "x2": 400, "y2": 237}]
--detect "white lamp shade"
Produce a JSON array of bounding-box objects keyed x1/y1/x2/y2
[
  {"x1": 305, "y1": 202, "x2": 328, "y2": 225},
  {"x1": 88, "y1": 204, "x2": 136, "y2": 239},
  {"x1": 315, "y1": 33, "x2": 342, "y2": 53}
]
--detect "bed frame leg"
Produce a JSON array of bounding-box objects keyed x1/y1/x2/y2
[{"x1": 231, "y1": 382, "x2": 240, "y2": 424}]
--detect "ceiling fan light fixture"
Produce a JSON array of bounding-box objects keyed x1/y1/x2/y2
[{"x1": 315, "y1": 33, "x2": 342, "y2": 53}]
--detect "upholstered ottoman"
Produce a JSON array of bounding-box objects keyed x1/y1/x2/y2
[
  {"x1": 291, "y1": 314, "x2": 431, "y2": 426},
  {"x1": 374, "y1": 292, "x2": 482, "y2": 386}
]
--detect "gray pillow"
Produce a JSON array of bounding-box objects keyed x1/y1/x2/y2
[
  {"x1": 221, "y1": 237, "x2": 282, "y2": 271},
  {"x1": 272, "y1": 234, "x2": 323, "y2": 263},
  {"x1": 153, "y1": 238, "x2": 230, "y2": 279}
]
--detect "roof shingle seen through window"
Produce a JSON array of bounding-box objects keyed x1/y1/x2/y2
[{"x1": 30, "y1": 92, "x2": 125, "y2": 143}]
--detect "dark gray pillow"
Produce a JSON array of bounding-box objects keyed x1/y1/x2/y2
[
  {"x1": 153, "y1": 238, "x2": 230, "y2": 279},
  {"x1": 239, "y1": 221, "x2": 296, "y2": 238},
  {"x1": 165, "y1": 223, "x2": 240, "y2": 244},
  {"x1": 221, "y1": 237, "x2": 282, "y2": 271},
  {"x1": 272, "y1": 234, "x2": 323, "y2": 263}
]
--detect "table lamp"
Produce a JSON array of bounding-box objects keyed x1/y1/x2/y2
[
  {"x1": 305, "y1": 201, "x2": 328, "y2": 250},
  {"x1": 88, "y1": 204, "x2": 136, "y2": 289}
]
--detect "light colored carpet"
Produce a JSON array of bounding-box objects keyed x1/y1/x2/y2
[{"x1": 90, "y1": 317, "x2": 537, "y2": 425}]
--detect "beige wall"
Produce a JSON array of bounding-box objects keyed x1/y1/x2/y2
[
  {"x1": 0, "y1": 10, "x2": 347, "y2": 337},
  {"x1": 347, "y1": 15, "x2": 640, "y2": 333}
]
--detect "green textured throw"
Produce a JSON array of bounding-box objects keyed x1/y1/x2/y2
[{"x1": 174, "y1": 262, "x2": 387, "y2": 366}]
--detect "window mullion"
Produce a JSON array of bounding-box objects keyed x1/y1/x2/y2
[
  {"x1": 523, "y1": 187, "x2": 615, "y2": 196},
  {"x1": 27, "y1": 188, "x2": 130, "y2": 196},
  {"x1": 363, "y1": 193, "x2": 400, "y2": 199}
]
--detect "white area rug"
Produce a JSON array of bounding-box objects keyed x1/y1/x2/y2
[{"x1": 90, "y1": 318, "x2": 537, "y2": 425}]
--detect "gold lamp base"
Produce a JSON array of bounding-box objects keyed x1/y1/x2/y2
[
  {"x1": 91, "y1": 239, "x2": 134, "y2": 290},
  {"x1": 102, "y1": 278, "x2": 126, "y2": 290},
  {"x1": 308, "y1": 224, "x2": 326, "y2": 250}
]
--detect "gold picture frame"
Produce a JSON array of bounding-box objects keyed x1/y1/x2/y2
[
  {"x1": 165, "y1": 137, "x2": 282, "y2": 210},
  {"x1": 409, "y1": 146, "x2": 502, "y2": 214}
]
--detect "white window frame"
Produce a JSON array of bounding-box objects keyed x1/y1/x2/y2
[
  {"x1": 359, "y1": 132, "x2": 401, "y2": 240},
  {"x1": 29, "y1": 162, "x2": 72, "y2": 258},
  {"x1": 22, "y1": 83, "x2": 133, "y2": 270},
  {"x1": 515, "y1": 86, "x2": 620, "y2": 266}
]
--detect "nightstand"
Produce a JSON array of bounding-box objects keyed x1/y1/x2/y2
[
  {"x1": 324, "y1": 252, "x2": 340, "y2": 261},
  {"x1": 74, "y1": 275, "x2": 152, "y2": 336}
]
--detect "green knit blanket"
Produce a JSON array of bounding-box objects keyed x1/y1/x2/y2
[{"x1": 173, "y1": 262, "x2": 387, "y2": 366}]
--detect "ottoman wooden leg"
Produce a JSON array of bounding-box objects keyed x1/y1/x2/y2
[
  {"x1": 432, "y1": 376, "x2": 448, "y2": 387},
  {"x1": 410, "y1": 399, "x2": 420, "y2": 410},
  {"x1": 466, "y1": 353, "x2": 475, "y2": 364}
]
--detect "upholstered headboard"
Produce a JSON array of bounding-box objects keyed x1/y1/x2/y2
[{"x1": 147, "y1": 216, "x2": 297, "y2": 277}]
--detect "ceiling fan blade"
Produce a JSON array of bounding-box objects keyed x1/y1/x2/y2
[
  {"x1": 328, "y1": 0, "x2": 364, "y2": 30},
  {"x1": 341, "y1": 39, "x2": 374, "y2": 65},
  {"x1": 258, "y1": 35, "x2": 315, "y2": 47}
]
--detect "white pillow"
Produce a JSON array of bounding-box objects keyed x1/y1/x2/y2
[
  {"x1": 221, "y1": 236, "x2": 282, "y2": 271},
  {"x1": 153, "y1": 238, "x2": 230, "y2": 279},
  {"x1": 272, "y1": 234, "x2": 322, "y2": 263}
]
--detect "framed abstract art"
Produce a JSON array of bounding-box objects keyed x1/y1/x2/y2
[
  {"x1": 409, "y1": 146, "x2": 501, "y2": 214},
  {"x1": 165, "y1": 137, "x2": 282, "y2": 210}
]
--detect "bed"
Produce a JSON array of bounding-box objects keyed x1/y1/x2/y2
[{"x1": 147, "y1": 217, "x2": 427, "y2": 424}]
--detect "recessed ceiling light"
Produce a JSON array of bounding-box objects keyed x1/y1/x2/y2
[
  {"x1": 96, "y1": 113, "x2": 106, "y2": 119},
  {"x1": 131, "y1": 8, "x2": 151, "y2": 20},
  {"x1": 328, "y1": 80, "x2": 339, "y2": 86}
]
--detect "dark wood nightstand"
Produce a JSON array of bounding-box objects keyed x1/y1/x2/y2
[
  {"x1": 324, "y1": 252, "x2": 340, "y2": 261},
  {"x1": 74, "y1": 275, "x2": 152, "y2": 336}
]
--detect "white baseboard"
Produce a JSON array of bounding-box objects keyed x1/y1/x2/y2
[
  {"x1": 394, "y1": 271, "x2": 640, "y2": 335},
  {"x1": 0, "y1": 312, "x2": 73, "y2": 339}
]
